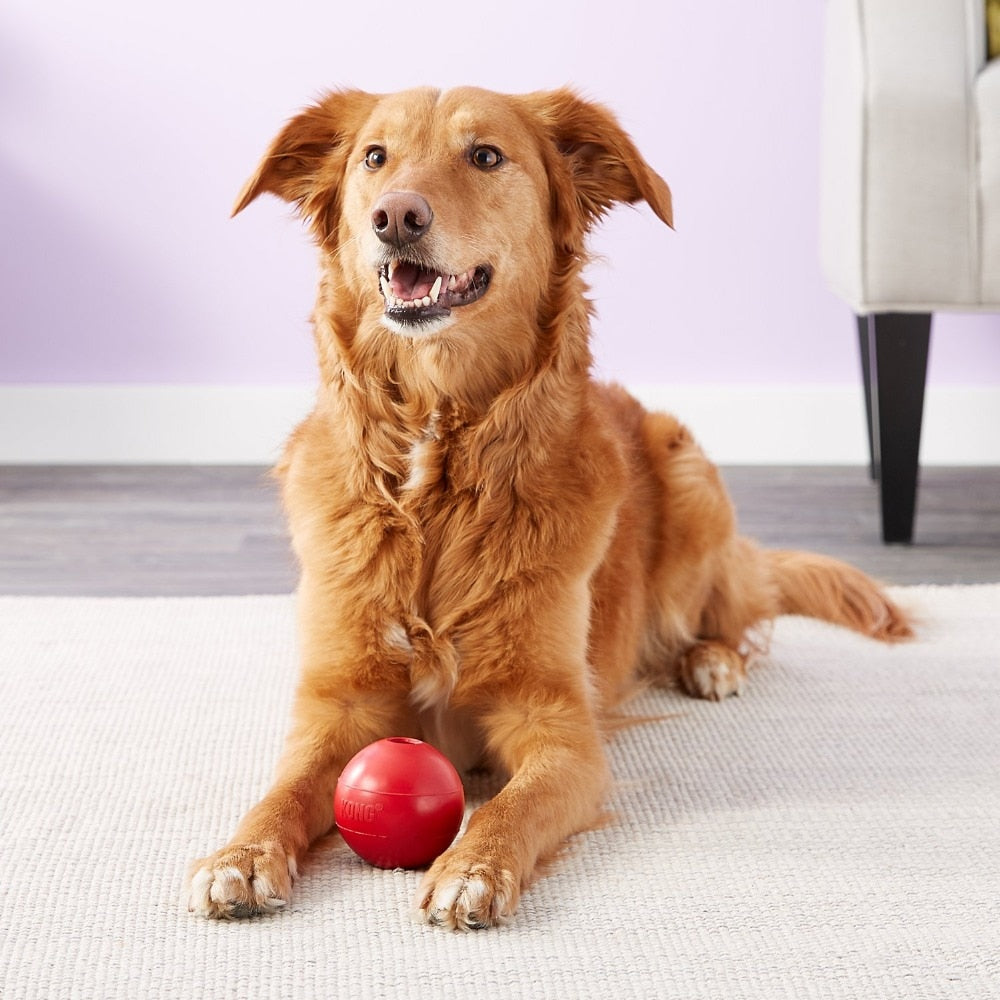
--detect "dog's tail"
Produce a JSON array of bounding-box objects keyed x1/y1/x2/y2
[{"x1": 767, "y1": 549, "x2": 912, "y2": 642}]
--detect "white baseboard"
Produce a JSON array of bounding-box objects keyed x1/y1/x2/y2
[
  {"x1": 630, "y1": 384, "x2": 1000, "y2": 466},
  {"x1": 0, "y1": 386, "x2": 314, "y2": 465},
  {"x1": 1, "y1": 383, "x2": 998, "y2": 465}
]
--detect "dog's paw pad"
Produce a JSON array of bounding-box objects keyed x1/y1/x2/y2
[{"x1": 186, "y1": 841, "x2": 295, "y2": 920}]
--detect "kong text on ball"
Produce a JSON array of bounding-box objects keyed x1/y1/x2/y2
[{"x1": 334, "y1": 737, "x2": 465, "y2": 869}]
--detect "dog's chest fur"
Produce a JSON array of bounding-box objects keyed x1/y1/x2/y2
[
  {"x1": 385, "y1": 412, "x2": 493, "y2": 660},
  {"x1": 387, "y1": 411, "x2": 506, "y2": 767},
  {"x1": 399, "y1": 412, "x2": 441, "y2": 493}
]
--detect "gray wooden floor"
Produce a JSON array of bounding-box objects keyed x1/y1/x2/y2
[{"x1": 0, "y1": 465, "x2": 997, "y2": 596}]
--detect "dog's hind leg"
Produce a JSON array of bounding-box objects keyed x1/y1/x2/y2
[{"x1": 678, "y1": 536, "x2": 779, "y2": 698}]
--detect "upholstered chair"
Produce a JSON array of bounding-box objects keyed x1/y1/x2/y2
[{"x1": 820, "y1": 0, "x2": 1000, "y2": 542}]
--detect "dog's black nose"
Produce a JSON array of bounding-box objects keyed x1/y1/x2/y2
[{"x1": 371, "y1": 191, "x2": 433, "y2": 247}]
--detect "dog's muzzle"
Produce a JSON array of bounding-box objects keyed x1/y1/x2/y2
[{"x1": 370, "y1": 190, "x2": 492, "y2": 327}]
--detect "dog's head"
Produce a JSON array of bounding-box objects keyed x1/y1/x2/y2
[{"x1": 234, "y1": 87, "x2": 672, "y2": 397}]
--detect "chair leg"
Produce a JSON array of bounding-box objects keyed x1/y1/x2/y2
[
  {"x1": 857, "y1": 313, "x2": 932, "y2": 544},
  {"x1": 856, "y1": 315, "x2": 878, "y2": 481}
]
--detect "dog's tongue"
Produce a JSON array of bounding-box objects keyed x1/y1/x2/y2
[{"x1": 390, "y1": 261, "x2": 438, "y2": 301}]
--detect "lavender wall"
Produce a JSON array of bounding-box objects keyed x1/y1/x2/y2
[{"x1": 2, "y1": 0, "x2": 998, "y2": 389}]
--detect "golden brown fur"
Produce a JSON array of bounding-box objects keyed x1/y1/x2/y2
[{"x1": 187, "y1": 86, "x2": 911, "y2": 929}]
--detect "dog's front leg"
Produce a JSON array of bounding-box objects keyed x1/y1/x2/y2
[
  {"x1": 187, "y1": 605, "x2": 414, "y2": 919},
  {"x1": 416, "y1": 673, "x2": 609, "y2": 930}
]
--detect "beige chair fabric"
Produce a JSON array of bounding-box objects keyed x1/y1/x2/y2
[{"x1": 820, "y1": 0, "x2": 1000, "y2": 313}]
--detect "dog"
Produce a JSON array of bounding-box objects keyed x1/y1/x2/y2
[{"x1": 187, "y1": 86, "x2": 911, "y2": 929}]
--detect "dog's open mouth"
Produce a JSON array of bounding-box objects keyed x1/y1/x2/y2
[{"x1": 378, "y1": 259, "x2": 492, "y2": 324}]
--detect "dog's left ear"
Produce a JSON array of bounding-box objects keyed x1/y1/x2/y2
[
  {"x1": 232, "y1": 89, "x2": 379, "y2": 218},
  {"x1": 520, "y1": 89, "x2": 673, "y2": 247}
]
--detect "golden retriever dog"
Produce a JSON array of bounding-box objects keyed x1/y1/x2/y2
[{"x1": 187, "y1": 86, "x2": 911, "y2": 929}]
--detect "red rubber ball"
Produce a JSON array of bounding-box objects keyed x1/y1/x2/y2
[{"x1": 334, "y1": 737, "x2": 465, "y2": 869}]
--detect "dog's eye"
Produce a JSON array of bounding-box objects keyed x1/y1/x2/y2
[
  {"x1": 364, "y1": 147, "x2": 388, "y2": 171},
  {"x1": 471, "y1": 145, "x2": 503, "y2": 170}
]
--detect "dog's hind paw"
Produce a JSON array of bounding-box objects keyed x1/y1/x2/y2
[
  {"x1": 186, "y1": 841, "x2": 295, "y2": 919},
  {"x1": 678, "y1": 642, "x2": 747, "y2": 701}
]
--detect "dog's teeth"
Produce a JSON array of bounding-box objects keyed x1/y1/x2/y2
[{"x1": 383, "y1": 270, "x2": 460, "y2": 312}]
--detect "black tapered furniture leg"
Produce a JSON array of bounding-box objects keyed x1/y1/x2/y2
[
  {"x1": 856, "y1": 315, "x2": 878, "y2": 481},
  {"x1": 857, "y1": 312, "x2": 932, "y2": 544},
  {"x1": 857, "y1": 315, "x2": 879, "y2": 482}
]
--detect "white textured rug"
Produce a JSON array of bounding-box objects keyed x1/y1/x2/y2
[{"x1": 1, "y1": 587, "x2": 998, "y2": 1000}]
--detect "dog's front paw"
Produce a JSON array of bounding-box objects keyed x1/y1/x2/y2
[
  {"x1": 416, "y1": 854, "x2": 520, "y2": 931},
  {"x1": 186, "y1": 841, "x2": 296, "y2": 919}
]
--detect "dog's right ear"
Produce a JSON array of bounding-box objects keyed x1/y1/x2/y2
[{"x1": 232, "y1": 90, "x2": 379, "y2": 218}]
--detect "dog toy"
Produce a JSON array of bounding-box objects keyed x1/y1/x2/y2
[{"x1": 334, "y1": 737, "x2": 465, "y2": 869}]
